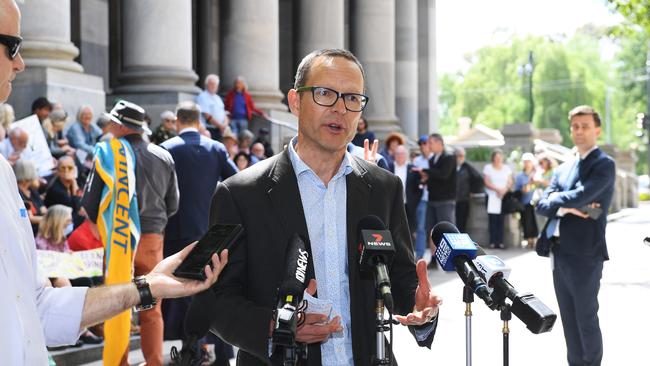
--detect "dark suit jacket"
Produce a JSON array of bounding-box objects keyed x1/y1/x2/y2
[
  {"x1": 426, "y1": 151, "x2": 457, "y2": 202},
  {"x1": 207, "y1": 149, "x2": 436, "y2": 365},
  {"x1": 161, "y1": 131, "x2": 237, "y2": 250},
  {"x1": 536, "y1": 148, "x2": 615, "y2": 260},
  {"x1": 393, "y1": 163, "x2": 423, "y2": 233}
]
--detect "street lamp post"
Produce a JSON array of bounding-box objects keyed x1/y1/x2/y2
[{"x1": 518, "y1": 51, "x2": 535, "y2": 123}]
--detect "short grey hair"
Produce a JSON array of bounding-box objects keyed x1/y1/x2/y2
[
  {"x1": 454, "y1": 146, "x2": 466, "y2": 156},
  {"x1": 13, "y1": 159, "x2": 38, "y2": 182},
  {"x1": 176, "y1": 101, "x2": 201, "y2": 124},
  {"x1": 204, "y1": 74, "x2": 220, "y2": 86},
  {"x1": 293, "y1": 49, "x2": 366, "y2": 90},
  {"x1": 76, "y1": 104, "x2": 94, "y2": 121}
]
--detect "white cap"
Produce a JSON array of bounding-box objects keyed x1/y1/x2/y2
[{"x1": 521, "y1": 152, "x2": 536, "y2": 162}]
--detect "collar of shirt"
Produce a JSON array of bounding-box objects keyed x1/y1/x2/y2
[
  {"x1": 579, "y1": 145, "x2": 598, "y2": 160},
  {"x1": 287, "y1": 136, "x2": 353, "y2": 181},
  {"x1": 179, "y1": 126, "x2": 199, "y2": 135}
]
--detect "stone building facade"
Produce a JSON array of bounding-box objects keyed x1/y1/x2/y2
[{"x1": 10, "y1": 0, "x2": 439, "y2": 142}]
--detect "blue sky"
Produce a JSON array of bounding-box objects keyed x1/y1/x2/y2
[{"x1": 435, "y1": 0, "x2": 624, "y2": 74}]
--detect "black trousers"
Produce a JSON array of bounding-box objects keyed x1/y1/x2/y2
[
  {"x1": 455, "y1": 200, "x2": 470, "y2": 233},
  {"x1": 553, "y1": 252, "x2": 604, "y2": 366}
]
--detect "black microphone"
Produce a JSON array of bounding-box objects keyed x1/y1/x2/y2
[
  {"x1": 272, "y1": 233, "x2": 310, "y2": 349},
  {"x1": 357, "y1": 215, "x2": 395, "y2": 313},
  {"x1": 172, "y1": 290, "x2": 217, "y2": 366},
  {"x1": 473, "y1": 255, "x2": 557, "y2": 334},
  {"x1": 430, "y1": 221, "x2": 493, "y2": 308}
]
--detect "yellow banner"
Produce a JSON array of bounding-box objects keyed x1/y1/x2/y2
[{"x1": 99, "y1": 138, "x2": 135, "y2": 365}]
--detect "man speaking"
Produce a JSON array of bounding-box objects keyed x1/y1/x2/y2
[{"x1": 208, "y1": 49, "x2": 442, "y2": 365}]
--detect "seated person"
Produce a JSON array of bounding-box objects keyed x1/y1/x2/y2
[
  {"x1": 45, "y1": 109, "x2": 75, "y2": 159},
  {"x1": 34, "y1": 204, "x2": 103, "y2": 345},
  {"x1": 14, "y1": 159, "x2": 46, "y2": 235},
  {"x1": 44, "y1": 156, "x2": 83, "y2": 227},
  {"x1": 66, "y1": 104, "x2": 101, "y2": 155}
]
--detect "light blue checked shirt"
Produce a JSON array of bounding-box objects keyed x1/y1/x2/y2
[{"x1": 288, "y1": 138, "x2": 355, "y2": 365}]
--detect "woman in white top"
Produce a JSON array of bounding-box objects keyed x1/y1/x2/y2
[{"x1": 482, "y1": 149, "x2": 513, "y2": 249}]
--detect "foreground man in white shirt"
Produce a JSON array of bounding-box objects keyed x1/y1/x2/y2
[{"x1": 0, "y1": 1, "x2": 228, "y2": 363}]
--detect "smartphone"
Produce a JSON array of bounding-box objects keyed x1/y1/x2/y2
[
  {"x1": 579, "y1": 206, "x2": 603, "y2": 220},
  {"x1": 173, "y1": 223, "x2": 243, "y2": 280}
]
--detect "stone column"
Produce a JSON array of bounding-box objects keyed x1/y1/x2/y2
[
  {"x1": 110, "y1": 0, "x2": 199, "y2": 128},
  {"x1": 221, "y1": 0, "x2": 285, "y2": 113},
  {"x1": 417, "y1": 0, "x2": 438, "y2": 135},
  {"x1": 9, "y1": 0, "x2": 104, "y2": 119},
  {"x1": 395, "y1": 0, "x2": 418, "y2": 141},
  {"x1": 296, "y1": 0, "x2": 345, "y2": 58},
  {"x1": 351, "y1": 0, "x2": 400, "y2": 141}
]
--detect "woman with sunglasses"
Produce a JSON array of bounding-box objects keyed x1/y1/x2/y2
[{"x1": 44, "y1": 155, "x2": 84, "y2": 228}]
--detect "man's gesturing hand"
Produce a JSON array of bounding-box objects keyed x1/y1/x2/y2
[
  {"x1": 394, "y1": 260, "x2": 442, "y2": 326},
  {"x1": 295, "y1": 279, "x2": 342, "y2": 344},
  {"x1": 363, "y1": 138, "x2": 379, "y2": 164}
]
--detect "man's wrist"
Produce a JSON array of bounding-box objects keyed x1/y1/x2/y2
[{"x1": 133, "y1": 275, "x2": 157, "y2": 311}]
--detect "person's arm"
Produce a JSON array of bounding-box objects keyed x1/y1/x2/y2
[
  {"x1": 538, "y1": 158, "x2": 615, "y2": 213},
  {"x1": 80, "y1": 242, "x2": 227, "y2": 328},
  {"x1": 165, "y1": 166, "x2": 180, "y2": 218},
  {"x1": 80, "y1": 160, "x2": 104, "y2": 223},
  {"x1": 535, "y1": 170, "x2": 562, "y2": 217},
  {"x1": 219, "y1": 147, "x2": 238, "y2": 180}
]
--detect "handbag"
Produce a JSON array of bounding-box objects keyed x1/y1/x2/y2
[
  {"x1": 535, "y1": 218, "x2": 553, "y2": 257},
  {"x1": 501, "y1": 191, "x2": 524, "y2": 214}
]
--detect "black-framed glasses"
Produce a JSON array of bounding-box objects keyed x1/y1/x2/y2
[
  {"x1": 296, "y1": 86, "x2": 369, "y2": 112},
  {"x1": 0, "y1": 34, "x2": 22, "y2": 60}
]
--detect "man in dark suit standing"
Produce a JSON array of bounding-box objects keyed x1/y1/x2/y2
[
  {"x1": 536, "y1": 105, "x2": 615, "y2": 366},
  {"x1": 207, "y1": 49, "x2": 441, "y2": 365},
  {"x1": 425, "y1": 133, "x2": 456, "y2": 264},
  {"x1": 160, "y1": 101, "x2": 237, "y2": 364}
]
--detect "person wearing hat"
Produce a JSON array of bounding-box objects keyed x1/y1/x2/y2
[
  {"x1": 150, "y1": 110, "x2": 177, "y2": 145},
  {"x1": 514, "y1": 152, "x2": 540, "y2": 248},
  {"x1": 81, "y1": 100, "x2": 180, "y2": 365}
]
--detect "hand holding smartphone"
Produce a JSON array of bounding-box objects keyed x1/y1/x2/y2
[{"x1": 173, "y1": 223, "x2": 243, "y2": 280}]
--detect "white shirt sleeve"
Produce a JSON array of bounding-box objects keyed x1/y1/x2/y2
[{"x1": 35, "y1": 278, "x2": 88, "y2": 346}]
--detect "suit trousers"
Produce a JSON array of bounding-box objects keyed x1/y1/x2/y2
[
  {"x1": 455, "y1": 200, "x2": 470, "y2": 233},
  {"x1": 415, "y1": 199, "x2": 428, "y2": 259},
  {"x1": 553, "y1": 252, "x2": 604, "y2": 366},
  {"x1": 126, "y1": 232, "x2": 164, "y2": 366}
]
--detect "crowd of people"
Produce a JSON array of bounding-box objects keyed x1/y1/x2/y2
[{"x1": 351, "y1": 123, "x2": 559, "y2": 256}]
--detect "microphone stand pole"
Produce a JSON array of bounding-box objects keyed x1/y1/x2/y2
[
  {"x1": 500, "y1": 304, "x2": 511, "y2": 366},
  {"x1": 373, "y1": 292, "x2": 391, "y2": 365},
  {"x1": 463, "y1": 286, "x2": 474, "y2": 366}
]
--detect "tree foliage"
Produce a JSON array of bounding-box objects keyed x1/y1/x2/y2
[{"x1": 438, "y1": 26, "x2": 649, "y2": 173}]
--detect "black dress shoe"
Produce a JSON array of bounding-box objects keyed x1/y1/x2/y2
[{"x1": 79, "y1": 332, "x2": 103, "y2": 345}]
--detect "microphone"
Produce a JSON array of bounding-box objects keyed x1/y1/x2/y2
[
  {"x1": 172, "y1": 290, "x2": 217, "y2": 366},
  {"x1": 473, "y1": 255, "x2": 557, "y2": 334},
  {"x1": 272, "y1": 233, "x2": 310, "y2": 348},
  {"x1": 431, "y1": 222, "x2": 493, "y2": 308},
  {"x1": 357, "y1": 215, "x2": 395, "y2": 313}
]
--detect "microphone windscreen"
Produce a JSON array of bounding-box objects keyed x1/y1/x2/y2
[
  {"x1": 430, "y1": 221, "x2": 459, "y2": 246},
  {"x1": 278, "y1": 234, "x2": 309, "y2": 303},
  {"x1": 184, "y1": 290, "x2": 217, "y2": 338},
  {"x1": 356, "y1": 215, "x2": 387, "y2": 234}
]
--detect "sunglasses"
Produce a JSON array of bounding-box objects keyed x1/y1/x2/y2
[{"x1": 0, "y1": 34, "x2": 22, "y2": 60}]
